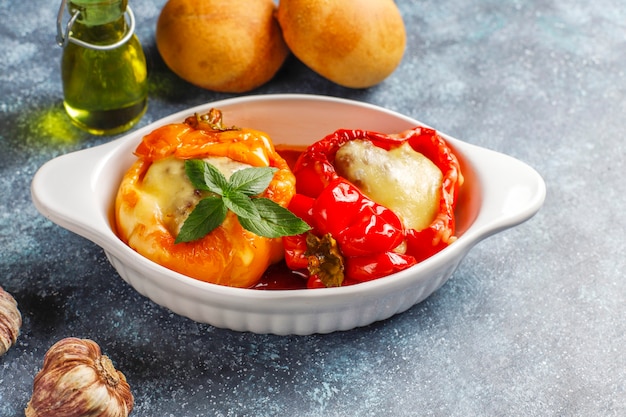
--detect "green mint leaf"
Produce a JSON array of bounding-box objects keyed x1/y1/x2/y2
[
  {"x1": 222, "y1": 190, "x2": 260, "y2": 219},
  {"x1": 202, "y1": 162, "x2": 230, "y2": 193},
  {"x1": 184, "y1": 159, "x2": 228, "y2": 195},
  {"x1": 177, "y1": 160, "x2": 310, "y2": 243},
  {"x1": 175, "y1": 196, "x2": 227, "y2": 243},
  {"x1": 184, "y1": 159, "x2": 212, "y2": 191},
  {"x1": 237, "y1": 198, "x2": 312, "y2": 238},
  {"x1": 229, "y1": 166, "x2": 278, "y2": 196}
]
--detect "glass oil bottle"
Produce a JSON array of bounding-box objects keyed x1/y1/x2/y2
[{"x1": 56, "y1": 0, "x2": 147, "y2": 135}]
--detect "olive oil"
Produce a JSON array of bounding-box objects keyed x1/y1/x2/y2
[{"x1": 58, "y1": 0, "x2": 147, "y2": 135}]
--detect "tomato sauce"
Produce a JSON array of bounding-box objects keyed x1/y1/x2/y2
[
  {"x1": 275, "y1": 145, "x2": 306, "y2": 171},
  {"x1": 251, "y1": 262, "x2": 308, "y2": 290}
]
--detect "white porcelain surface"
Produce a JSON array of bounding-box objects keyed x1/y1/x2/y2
[{"x1": 31, "y1": 94, "x2": 546, "y2": 335}]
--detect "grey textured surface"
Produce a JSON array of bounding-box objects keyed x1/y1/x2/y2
[{"x1": 1, "y1": 0, "x2": 625, "y2": 416}]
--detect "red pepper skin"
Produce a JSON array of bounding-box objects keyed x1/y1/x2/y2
[
  {"x1": 345, "y1": 252, "x2": 417, "y2": 283},
  {"x1": 405, "y1": 127, "x2": 463, "y2": 254},
  {"x1": 283, "y1": 178, "x2": 407, "y2": 284},
  {"x1": 283, "y1": 194, "x2": 314, "y2": 270},
  {"x1": 306, "y1": 275, "x2": 327, "y2": 289},
  {"x1": 293, "y1": 127, "x2": 462, "y2": 257},
  {"x1": 311, "y1": 179, "x2": 404, "y2": 257},
  {"x1": 405, "y1": 221, "x2": 451, "y2": 263},
  {"x1": 282, "y1": 233, "x2": 310, "y2": 271},
  {"x1": 287, "y1": 193, "x2": 315, "y2": 226},
  {"x1": 285, "y1": 126, "x2": 463, "y2": 286}
]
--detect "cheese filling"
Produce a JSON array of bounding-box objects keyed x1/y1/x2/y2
[
  {"x1": 141, "y1": 155, "x2": 252, "y2": 236},
  {"x1": 334, "y1": 140, "x2": 443, "y2": 231}
]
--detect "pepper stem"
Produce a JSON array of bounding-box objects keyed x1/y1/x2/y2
[
  {"x1": 184, "y1": 109, "x2": 239, "y2": 132},
  {"x1": 306, "y1": 233, "x2": 345, "y2": 287}
]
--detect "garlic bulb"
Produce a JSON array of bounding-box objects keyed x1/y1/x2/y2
[
  {"x1": 25, "y1": 337, "x2": 134, "y2": 417},
  {"x1": 0, "y1": 286, "x2": 21, "y2": 356}
]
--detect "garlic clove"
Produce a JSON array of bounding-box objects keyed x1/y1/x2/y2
[
  {"x1": 25, "y1": 337, "x2": 134, "y2": 417},
  {"x1": 0, "y1": 286, "x2": 22, "y2": 356}
]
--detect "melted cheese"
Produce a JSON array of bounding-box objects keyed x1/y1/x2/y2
[
  {"x1": 335, "y1": 140, "x2": 442, "y2": 231},
  {"x1": 141, "y1": 156, "x2": 252, "y2": 236}
]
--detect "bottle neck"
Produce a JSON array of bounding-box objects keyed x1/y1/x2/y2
[
  {"x1": 69, "y1": 0, "x2": 127, "y2": 26},
  {"x1": 67, "y1": 0, "x2": 130, "y2": 45}
]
